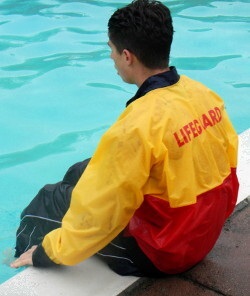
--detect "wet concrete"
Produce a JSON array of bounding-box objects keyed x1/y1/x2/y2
[{"x1": 119, "y1": 198, "x2": 250, "y2": 296}]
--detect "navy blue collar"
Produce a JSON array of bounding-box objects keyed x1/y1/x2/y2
[{"x1": 126, "y1": 66, "x2": 180, "y2": 107}]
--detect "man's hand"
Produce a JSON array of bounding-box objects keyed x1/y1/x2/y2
[{"x1": 10, "y1": 245, "x2": 38, "y2": 268}]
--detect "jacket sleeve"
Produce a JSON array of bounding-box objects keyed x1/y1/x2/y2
[
  {"x1": 37, "y1": 114, "x2": 152, "y2": 265},
  {"x1": 32, "y1": 244, "x2": 57, "y2": 267}
]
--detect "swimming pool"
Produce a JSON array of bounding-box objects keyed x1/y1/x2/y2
[{"x1": 0, "y1": 0, "x2": 249, "y2": 284}]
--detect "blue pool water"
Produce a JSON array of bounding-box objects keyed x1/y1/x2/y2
[{"x1": 0, "y1": 0, "x2": 249, "y2": 284}]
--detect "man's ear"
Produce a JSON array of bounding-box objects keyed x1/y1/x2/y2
[{"x1": 123, "y1": 49, "x2": 133, "y2": 65}]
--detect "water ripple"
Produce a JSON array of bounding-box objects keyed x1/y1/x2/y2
[
  {"x1": 0, "y1": 0, "x2": 124, "y2": 16},
  {"x1": 0, "y1": 28, "x2": 62, "y2": 51},
  {"x1": 0, "y1": 50, "x2": 109, "y2": 89},
  {"x1": 80, "y1": 41, "x2": 107, "y2": 46},
  {"x1": 0, "y1": 27, "x2": 106, "y2": 52},
  {"x1": 41, "y1": 12, "x2": 88, "y2": 18},
  {"x1": 171, "y1": 55, "x2": 241, "y2": 70},
  {"x1": 86, "y1": 82, "x2": 131, "y2": 93},
  {"x1": 0, "y1": 20, "x2": 10, "y2": 26},
  {"x1": 67, "y1": 27, "x2": 105, "y2": 35},
  {"x1": 225, "y1": 82, "x2": 250, "y2": 89},
  {"x1": 178, "y1": 15, "x2": 250, "y2": 23},
  {"x1": 0, "y1": 125, "x2": 109, "y2": 170},
  {"x1": 188, "y1": 28, "x2": 212, "y2": 32},
  {"x1": 0, "y1": 0, "x2": 56, "y2": 16},
  {"x1": 232, "y1": 83, "x2": 250, "y2": 89}
]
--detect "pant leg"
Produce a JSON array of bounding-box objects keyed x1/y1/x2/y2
[
  {"x1": 96, "y1": 235, "x2": 144, "y2": 277},
  {"x1": 96, "y1": 233, "x2": 165, "y2": 277},
  {"x1": 15, "y1": 159, "x2": 90, "y2": 257},
  {"x1": 62, "y1": 158, "x2": 91, "y2": 186}
]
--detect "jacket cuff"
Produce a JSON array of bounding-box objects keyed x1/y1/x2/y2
[{"x1": 32, "y1": 244, "x2": 58, "y2": 267}]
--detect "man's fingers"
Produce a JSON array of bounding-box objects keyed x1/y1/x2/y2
[
  {"x1": 10, "y1": 258, "x2": 30, "y2": 268},
  {"x1": 10, "y1": 245, "x2": 37, "y2": 269}
]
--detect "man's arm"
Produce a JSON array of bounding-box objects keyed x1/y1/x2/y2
[{"x1": 12, "y1": 109, "x2": 152, "y2": 267}]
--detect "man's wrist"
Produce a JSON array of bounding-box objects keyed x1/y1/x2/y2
[{"x1": 32, "y1": 244, "x2": 58, "y2": 267}]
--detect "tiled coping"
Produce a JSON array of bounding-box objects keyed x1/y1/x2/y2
[{"x1": 0, "y1": 128, "x2": 249, "y2": 296}]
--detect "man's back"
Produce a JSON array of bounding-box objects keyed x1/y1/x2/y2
[{"x1": 121, "y1": 73, "x2": 238, "y2": 273}]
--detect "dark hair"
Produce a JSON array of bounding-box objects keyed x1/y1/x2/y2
[{"x1": 108, "y1": 0, "x2": 173, "y2": 69}]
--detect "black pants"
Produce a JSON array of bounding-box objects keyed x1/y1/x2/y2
[{"x1": 15, "y1": 159, "x2": 164, "y2": 277}]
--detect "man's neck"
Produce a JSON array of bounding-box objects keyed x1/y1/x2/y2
[{"x1": 134, "y1": 66, "x2": 170, "y2": 87}]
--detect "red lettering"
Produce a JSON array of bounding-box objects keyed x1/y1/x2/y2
[
  {"x1": 202, "y1": 114, "x2": 213, "y2": 129},
  {"x1": 189, "y1": 121, "x2": 199, "y2": 137},
  {"x1": 180, "y1": 128, "x2": 189, "y2": 143},
  {"x1": 173, "y1": 107, "x2": 222, "y2": 147},
  {"x1": 214, "y1": 107, "x2": 222, "y2": 122},
  {"x1": 183, "y1": 124, "x2": 192, "y2": 141},
  {"x1": 208, "y1": 109, "x2": 217, "y2": 125},
  {"x1": 173, "y1": 132, "x2": 185, "y2": 147},
  {"x1": 194, "y1": 119, "x2": 202, "y2": 134}
]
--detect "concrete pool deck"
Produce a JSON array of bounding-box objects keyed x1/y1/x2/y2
[{"x1": 0, "y1": 128, "x2": 249, "y2": 296}]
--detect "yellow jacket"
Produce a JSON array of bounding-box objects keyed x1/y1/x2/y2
[{"x1": 41, "y1": 73, "x2": 238, "y2": 271}]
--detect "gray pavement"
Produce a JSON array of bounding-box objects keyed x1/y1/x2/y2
[{"x1": 119, "y1": 197, "x2": 250, "y2": 296}]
